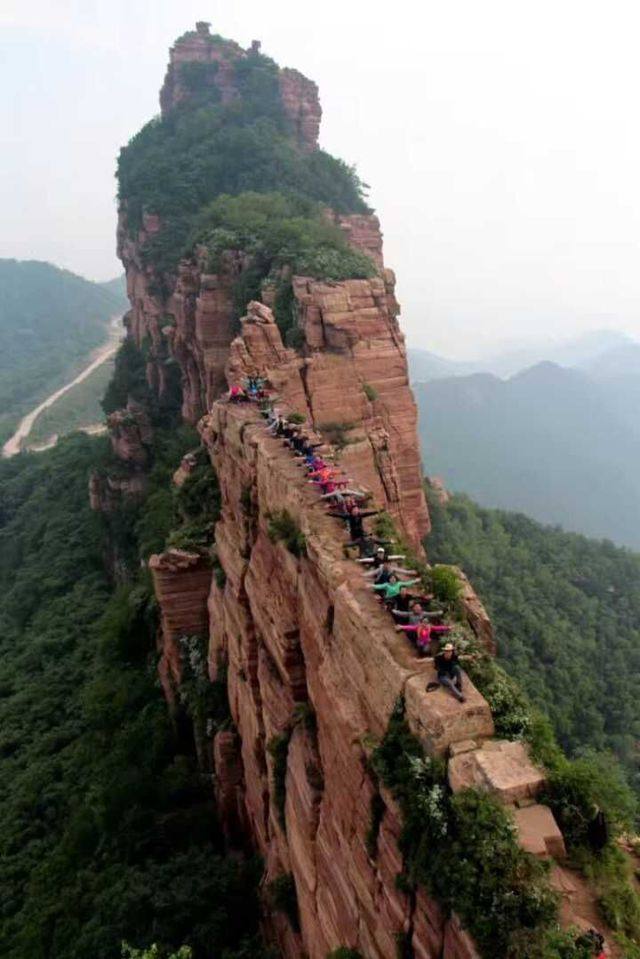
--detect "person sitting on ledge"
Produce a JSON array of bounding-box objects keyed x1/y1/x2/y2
[
  {"x1": 390, "y1": 588, "x2": 415, "y2": 617},
  {"x1": 351, "y1": 534, "x2": 392, "y2": 559},
  {"x1": 433, "y1": 642, "x2": 475, "y2": 703},
  {"x1": 396, "y1": 619, "x2": 451, "y2": 656},
  {"x1": 370, "y1": 574, "x2": 420, "y2": 604},
  {"x1": 330, "y1": 504, "x2": 380, "y2": 542},
  {"x1": 243, "y1": 375, "x2": 266, "y2": 399},
  {"x1": 297, "y1": 437, "x2": 324, "y2": 458},
  {"x1": 228, "y1": 384, "x2": 248, "y2": 403},
  {"x1": 357, "y1": 545, "x2": 404, "y2": 567},
  {"x1": 366, "y1": 560, "x2": 395, "y2": 585},
  {"x1": 392, "y1": 598, "x2": 443, "y2": 622}
]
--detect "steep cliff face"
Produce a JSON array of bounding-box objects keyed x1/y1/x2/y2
[
  {"x1": 112, "y1": 27, "x2": 609, "y2": 959},
  {"x1": 197, "y1": 398, "x2": 493, "y2": 958}
]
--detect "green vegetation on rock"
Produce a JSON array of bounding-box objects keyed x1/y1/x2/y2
[
  {"x1": 189, "y1": 191, "x2": 375, "y2": 335},
  {"x1": 371, "y1": 699, "x2": 638, "y2": 958},
  {"x1": 117, "y1": 47, "x2": 369, "y2": 279},
  {"x1": 426, "y1": 488, "x2": 640, "y2": 794}
]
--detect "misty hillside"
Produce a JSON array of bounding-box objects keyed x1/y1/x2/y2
[
  {"x1": 416, "y1": 360, "x2": 640, "y2": 549},
  {"x1": 0, "y1": 260, "x2": 127, "y2": 443},
  {"x1": 408, "y1": 329, "x2": 635, "y2": 382}
]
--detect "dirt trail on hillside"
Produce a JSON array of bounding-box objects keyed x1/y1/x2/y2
[{"x1": 2, "y1": 316, "x2": 123, "y2": 458}]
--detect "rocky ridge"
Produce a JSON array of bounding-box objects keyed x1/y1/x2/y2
[
  {"x1": 146, "y1": 305, "x2": 585, "y2": 957},
  {"x1": 109, "y1": 25, "x2": 615, "y2": 958}
]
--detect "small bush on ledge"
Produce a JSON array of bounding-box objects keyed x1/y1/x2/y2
[
  {"x1": 370, "y1": 698, "x2": 591, "y2": 959},
  {"x1": 429, "y1": 564, "x2": 463, "y2": 607},
  {"x1": 362, "y1": 382, "x2": 378, "y2": 402},
  {"x1": 267, "y1": 510, "x2": 307, "y2": 558},
  {"x1": 318, "y1": 421, "x2": 356, "y2": 451}
]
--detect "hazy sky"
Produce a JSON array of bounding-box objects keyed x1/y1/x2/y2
[{"x1": 3, "y1": 0, "x2": 640, "y2": 357}]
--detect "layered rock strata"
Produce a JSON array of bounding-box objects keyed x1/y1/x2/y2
[
  {"x1": 198, "y1": 399, "x2": 493, "y2": 957},
  {"x1": 226, "y1": 295, "x2": 429, "y2": 551}
]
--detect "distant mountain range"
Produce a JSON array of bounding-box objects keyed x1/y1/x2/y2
[
  {"x1": 411, "y1": 332, "x2": 640, "y2": 549},
  {"x1": 409, "y1": 329, "x2": 633, "y2": 382}
]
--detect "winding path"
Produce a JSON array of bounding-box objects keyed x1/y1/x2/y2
[{"x1": 2, "y1": 315, "x2": 124, "y2": 458}]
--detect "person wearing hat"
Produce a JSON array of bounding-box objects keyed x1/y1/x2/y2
[{"x1": 433, "y1": 642, "x2": 473, "y2": 702}]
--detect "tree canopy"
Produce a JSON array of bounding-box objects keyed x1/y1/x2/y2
[{"x1": 426, "y1": 488, "x2": 640, "y2": 794}]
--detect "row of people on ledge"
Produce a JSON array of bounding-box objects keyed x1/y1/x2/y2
[
  {"x1": 225, "y1": 387, "x2": 609, "y2": 956},
  {"x1": 259, "y1": 401, "x2": 473, "y2": 703}
]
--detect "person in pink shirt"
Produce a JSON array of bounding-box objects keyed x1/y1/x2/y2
[{"x1": 396, "y1": 620, "x2": 451, "y2": 655}]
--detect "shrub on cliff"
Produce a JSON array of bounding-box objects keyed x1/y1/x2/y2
[
  {"x1": 186, "y1": 191, "x2": 376, "y2": 337},
  {"x1": 265, "y1": 873, "x2": 300, "y2": 932},
  {"x1": 191, "y1": 192, "x2": 374, "y2": 280},
  {"x1": 370, "y1": 699, "x2": 597, "y2": 959},
  {"x1": 267, "y1": 509, "x2": 307, "y2": 558}
]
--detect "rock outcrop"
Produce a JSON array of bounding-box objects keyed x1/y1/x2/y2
[
  {"x1": 149, "y1": 549, "x2": 212, "y2": 705},
  {"x1": 196, "y1": 400, "x2": 493, "y2": 957},
  {"x1": 159, "y1": 22, "x2": 321, "y2": 152},
  {"x1": 226, "y1": 291, "x2": 429, "y2": 550},
  {"x1": 114, "y1": 26, "x2": 605, "y2": 959}
]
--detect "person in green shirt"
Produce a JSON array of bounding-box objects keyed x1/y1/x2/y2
[{"x1": 370, "y1": 574, "x2": 420, "y2": 604}]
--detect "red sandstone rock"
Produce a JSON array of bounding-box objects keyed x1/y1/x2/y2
[
  {"x1": 333, "y1": 211, "x2": 385, "y2": 270},
  {"x1": 89, "y1": 469, "x2": 147, "y2": 513},
  {"x1": 427, "y1": 474, "x2": 451, "y2": 505},
  {"x1": 278, "y1": 67, "x2": 322, "y2": 153},
  {"x1": 224, "y1": 288, "x2": 430, "y2": 552},
  {"x1": 512, "y1": 803, "x2": 567, "y2": 860},
  {"x1": 197, "y1": 403, "x2": 489, "y2": 956},
  {"x1": 125, "y1": 29, "x2": 589, "y2": 959},
  {"x1": 449, "y1": 566, "x2": 496, "y2": 654},
  {"x1": 213, "y1": 729, "x2": 249, "y2": 846},
  {"x1": 107, "y1": 401, "x2": 152, "y2": 466},
  {"x1": 173, "y1": 451, "x2": 199, "y2": 487},
  {"x1": 149, "y1": 549, "x2": 212, "y2": 703},
  {"x1": 448, "y1": 740, "x2": 546, "y2": 803}
]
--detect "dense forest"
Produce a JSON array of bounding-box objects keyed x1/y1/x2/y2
[
  {"x1": 426, "y1": 487, "x2": 640, "y2": 793},
  {"x1": 0, "y1": 260, "x2": 127, "y2": 443},
  {"x1": 0, "y1": 431, "x2": 266, "y2": 959}
]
